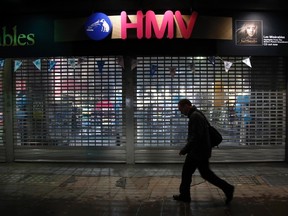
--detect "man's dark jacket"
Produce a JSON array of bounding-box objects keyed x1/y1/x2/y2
[{"x1": 180, "y1": 106, "x2": 212, "y2": 160}]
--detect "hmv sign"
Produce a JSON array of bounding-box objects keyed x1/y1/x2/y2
[{"x1": 84, "y1": 10, "x2": 199, "y2": 41}]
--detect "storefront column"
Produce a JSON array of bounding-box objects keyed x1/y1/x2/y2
[
  {"x1": 3, "y1": 59, "x2": 14, "y2": 162},
  {"x1": 123, "y1": 56, "x2": 136, "y2": 164}
]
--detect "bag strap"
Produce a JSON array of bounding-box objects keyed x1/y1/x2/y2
[
  {"x1": 197, "y1": 110, "x2": 221, "y2": 148},
  {"x1": 196, "y1": 110, "x2": 211, "y2": 126}
]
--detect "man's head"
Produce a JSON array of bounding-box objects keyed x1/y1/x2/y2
[{"x1": 178, "y1": 99, "x2": 192, "y2": 116}]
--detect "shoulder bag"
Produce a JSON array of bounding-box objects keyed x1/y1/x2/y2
[{"x1": 197, "y1": 110, "x2": 223, "y2": 148}]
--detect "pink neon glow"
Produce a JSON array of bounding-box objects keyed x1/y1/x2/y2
[
  {"x1": 145, "y1": 10, "x2": 174, "y2": 39},
  {"x1": 174, "y1": 11, "x2": 198, "y2": 39},
  {"x1": 121, "y1": 11, "x2": 143, "y2": 39},
  {"x1": 120, "y1": 10, "x2": 198, "y2": 39}
]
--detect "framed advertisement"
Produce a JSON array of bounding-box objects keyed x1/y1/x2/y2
[{"x1": 235, "y1": 20, "x2": 263, "y2": 46}]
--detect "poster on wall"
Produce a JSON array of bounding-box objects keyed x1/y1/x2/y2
[
  {"x1": 235, "y1": 20, "x2": 263, "y2": 46},
  {"x1": 234, "y1": 13, "x2": 288, "y2": 50}
]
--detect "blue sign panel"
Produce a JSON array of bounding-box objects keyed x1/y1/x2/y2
[{"x1": 85, "y1": 12, "x2": 113, "y2": 41}]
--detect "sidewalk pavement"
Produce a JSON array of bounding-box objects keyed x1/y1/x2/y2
[{"x1": 0, "y1": 162, "x2": 288, "y2": 216}]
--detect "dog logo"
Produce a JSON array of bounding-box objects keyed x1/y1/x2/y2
[{"x1": 85, "y1": 13, "x2": 112, "y2": 41}]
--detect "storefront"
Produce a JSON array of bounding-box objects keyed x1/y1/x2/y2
[{"x1": 0, "y1": 1, "x2": 287, "y2": 163}]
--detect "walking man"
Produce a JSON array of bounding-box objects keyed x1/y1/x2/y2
[{"x1": 173, "y1": 99, "x2": 234, "y2": 204}]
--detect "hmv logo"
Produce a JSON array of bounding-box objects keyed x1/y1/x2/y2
[{"x1": 85, "y1": 10, "x2": 199, "y2": 41}]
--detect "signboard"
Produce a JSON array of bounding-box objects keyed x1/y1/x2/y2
[
  {"x1": 81, "y1": 10, "x2": 232, "y2": 41},
  {"x1": 0, "y1": 11, "x2": 287, "y2": 57}
]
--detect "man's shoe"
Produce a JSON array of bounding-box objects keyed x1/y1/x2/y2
[
  {"x1": 224, "y1": 186, "x2": 235, "y2": 205},
  {"x1": 173, "y1": 195, "x2": 191, "y2": 203}
]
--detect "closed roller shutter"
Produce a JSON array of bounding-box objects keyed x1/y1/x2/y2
[
  {"x1": 11, "y1": 55, "x2": 286, "y2": 163},
  {"x1": 135, "y1": 56, "x2": 286, "y2": 163},
  {"x1": 13, "y1": 57, "x2": 126, "y2": 162}
]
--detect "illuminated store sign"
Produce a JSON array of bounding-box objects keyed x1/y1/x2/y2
[
  {"x1": 85, "y1": 10, "x2": 199, "y2": 41},
  {"x1": 0, "y1": 26, "x2": 35, "y2": 47}
]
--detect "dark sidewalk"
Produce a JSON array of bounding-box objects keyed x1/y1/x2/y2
[{"x1": 0, "y1": 162, "x2": 288, "y2": 216}]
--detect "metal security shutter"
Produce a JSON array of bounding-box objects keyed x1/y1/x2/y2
[
  {"x1": 135, "y1": 56, "x2": 286, "y2": 163},
  {"x1": 0, "y1": 65, "x2": 4, "y2": 161},
  {"x1": 13, "y1": 57, "x2": 126, "y2": 162}
]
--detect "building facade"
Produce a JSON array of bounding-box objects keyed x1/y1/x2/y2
[{"x1": 0, "y1": 0, "x2": 287, "y2": 163}]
